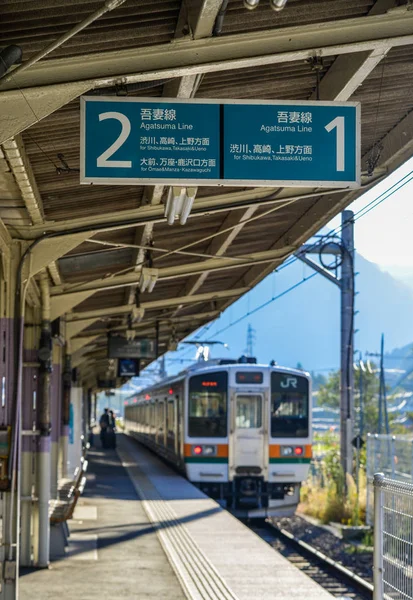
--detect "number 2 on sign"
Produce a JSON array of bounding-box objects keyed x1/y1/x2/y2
[
  {"x1": 325, "y1": 116, "x2": 345, "y2": 172},
  {"x1": 96, "y1": 112, "x2": 132, "y2": 168}
]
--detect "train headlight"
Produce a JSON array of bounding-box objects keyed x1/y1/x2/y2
[
  {"x1": 281, "y1": 446, "x2": 304, "y2": 457},
  {"x1": 191, "y1": 445, "x2": 217, "y2": 456}
]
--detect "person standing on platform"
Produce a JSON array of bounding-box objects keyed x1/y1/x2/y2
[
  {"x1": 99, "y1": 408, "x2": 110, "y2": 449},
  {"x1": 107, "y1": 410, "x2": 117, "y2": 449}
]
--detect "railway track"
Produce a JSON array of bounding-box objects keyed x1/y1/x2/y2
[{"x1": 247, "y1": 520, "x2": 373, "y2": 600}]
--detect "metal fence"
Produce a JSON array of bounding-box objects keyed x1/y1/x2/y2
[
  {"x1": 367, "y1": 435, "x2": 413, "y2": 525},
  {"x1": 373, "y1": 474, "x2": 413, "y2": 600}
]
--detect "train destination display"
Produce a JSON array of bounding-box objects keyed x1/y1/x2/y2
[{"x1": 81, "y1": 97, "x2": 360, "y2": 188}]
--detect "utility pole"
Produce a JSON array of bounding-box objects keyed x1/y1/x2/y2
[
  {"x1": 367, "y1": 334, "x2": 390, "y2": 434},
  {"x1": 295, "y1": 210, "x2": 355, "y2": 484},
  {"x1": 246, "y1": 323, "x2": 256, "y2": 357},
  {"x1": 378, "y1": 334, "x2": 390, "y2": 435},
  {"x1": 340, "y1": 210, "x2": 355, "y2": 480}
]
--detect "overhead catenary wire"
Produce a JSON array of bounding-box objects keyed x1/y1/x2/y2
[{"x1": 180, "y1": 166, "x2": 413, "y2": 350}]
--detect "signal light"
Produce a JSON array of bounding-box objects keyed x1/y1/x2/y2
[
  {"x1": 169, "y1": 388, "x2": 173, "y2": 395},
  {"x1": 294, "y1": 446, "x2": 303, "y2": 456},
  {"x1": 193, "y1": 446, "x2": 203, "y2": 455}
]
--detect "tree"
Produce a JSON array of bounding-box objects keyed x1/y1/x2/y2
[
  {"x1": 311, "y1": 371, "x2": 327, "y2": 391},
  {"x1": 316, "y1": 365, "x2": 382, "y2": 434},
  {"x1": 316, "y1": 371, "x2": 340, "y2": 408}
]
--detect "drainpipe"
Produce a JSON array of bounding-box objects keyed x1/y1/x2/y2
[
  {"x1": 37, "y1": 271, "x2": 52, "y2": 568},
  {"x1": 61, "y1": 342, "x2": 72, "y2": 479}
]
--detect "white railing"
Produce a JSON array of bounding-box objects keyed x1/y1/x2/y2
[
  {"x1": 373, "y1": 473, "x2": 413, "y2": 600},
  {"x1": 367, "y1": 435, "x2": 413, "y2": 526}
]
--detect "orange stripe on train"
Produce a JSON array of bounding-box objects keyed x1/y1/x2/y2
[
  {"x1": 184, "y1": 444, "x2": 228, "y2": 458},
  {"x1": 269, "y1": 445, "x2": 312, "y2": 459}
]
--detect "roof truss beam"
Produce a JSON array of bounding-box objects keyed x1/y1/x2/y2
[
  {"x1": 2, "y1": 10, "x2": 413, "y2": 92},
  {"x1": 51, "y1": 247, "x2": 291, "y2": 297},
  {"x1": 67, "y1": 286, "x2": 248, "y2": 322},
  {"x1": 73, "y1": 309, "x2": 220, "y2": 340},
  {"x1": 14, "y1": 186, "x2": 336, "y2": 239},
  {"x1": 310, "y1": 0, "x2": 398, "y2": 102}
]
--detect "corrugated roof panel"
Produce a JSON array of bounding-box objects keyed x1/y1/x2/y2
[
  {"x1": 0, "y1": 1, "x2": 181, "y2": 60},
  {"x1": 352, "y1": 44, "x2": 413, "y2": 157},
  {"x1": 197, "y1": 58, "x2": 335, "y2": 100},
  {"x1": 58, "y1": 247, "x2": 133, "y2": 282}
]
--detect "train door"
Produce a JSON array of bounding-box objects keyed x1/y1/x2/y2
[{"x1": 233, "y1": 393, "x2": 265, "y2": 472}]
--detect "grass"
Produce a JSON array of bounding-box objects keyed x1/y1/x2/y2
[{"x1": 299, "y1": 451, "x2": 367, "y2": 525}]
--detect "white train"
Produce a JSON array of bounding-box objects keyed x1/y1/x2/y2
[{"x1": 124, "y1": 358, "x2": 312, "y2": 517}]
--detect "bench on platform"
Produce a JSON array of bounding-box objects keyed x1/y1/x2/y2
[{"x1": 49, "y1": 458, "x2": 88, "y2": 559}]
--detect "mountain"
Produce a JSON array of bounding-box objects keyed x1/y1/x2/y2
[
  {"x1": 174, "y1": 246, "x2": 413, "y2": 374},
  {"x1": 383, "y1": 266, "x2": 413, "y2": 295}
]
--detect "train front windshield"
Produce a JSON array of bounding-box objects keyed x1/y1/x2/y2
[
  {"x1": 188, "y1": 372, "x2": 228, "y2": 437},
  {"x1": 270, "y1": 372, "x2": 309, "y2": 438}
]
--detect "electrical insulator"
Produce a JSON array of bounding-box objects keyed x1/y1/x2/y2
[
  {"x1": 269, "y1": 0, "x2": 288, "y2": 11},
  {"x1": 243, "y1": 0, "x2": 260, "y2": 9}
]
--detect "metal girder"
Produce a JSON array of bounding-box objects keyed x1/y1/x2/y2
[
  {"x1": 28, "y1": 231, "x2": 95, "y2": 278},
  {"x1": 369, "y1": 0, "x2": 399, "y2": 16},
  {"x1": 365, "y1": 109, "x2": 413, "y2": 173},
  {"x1": 50, "y1": 290, "x2": 97, "y2": 321},
  {"x1": 2, "y1": 136, "x2": 64, "y2": 285},
  {"x1": 13, "y1": 187, "x2": 310, "y2": 239},
  {"x1": 174, "y1": 205, "x2": 263, "y2": 304},
  {"x1": 51, "y1": 247, "x2": 291, "y2": 297},
  {"x1": 163, "y1": 75, "x2": 201, "y2": 98},
  {"x1": 2, "y1": 137, "x2": 44, "y2": 224},
  {"x1": 184, "y1": 0, "x2": 224, "y2": 39},
  {"x1": 310, "y1": 0, "x2": 397, "y2": 102},
  {"x1": 0, "y1": 82, "x2": 92, "y2": 144},
  {"x1": 127, "y1": 185, "x2": 164, "y2": 305},
  {"x1": 74, "y1": 321, "x2": 210, "y2": 347},
  {"x1": 67, "y1": 286, "x2": 248, "y2": 322},
  {"x1": 72, "y1": 345, "x2": 98, "y2": 368},
  {"x1": 66, "y1": 318, "x2": 99, "y2": 340},
  {"x1": 0, "y1": 218, "x2": 12, "y2": 277},
  {"x1": 295, "y1": 253, "x2": 340, "y2": 287},
  {"x1": 141, "y1": 1, "x2": 218, "y2": 309},
  {"x1": 300, "y1": 243, "x2": 342, "y2": 255},
  {"x1": 70, "y1": 334, "x2": 100, "y2": 354},
  {"x1": 73, "y1": 310, "x2": 219, "y2": 339},
  {"x1": 2, "y1": 10, "x2": 413, "y2": 92},
  {"x1": 163, "y1": 1, "x2": 221, "y2": 98},
  {"x1": 311, "y1": 49, "x2": 388, "y2": 101}
]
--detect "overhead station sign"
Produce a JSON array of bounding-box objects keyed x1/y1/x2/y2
[
  {"x1": 108, "y1": 335, "x2": 156, "y2": 359},
  {"x1": 81, "y1": 97, "x2": 360, "y2": 188}
]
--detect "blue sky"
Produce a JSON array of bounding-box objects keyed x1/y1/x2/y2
[{"x1": 330, "y1": 157, "x2": 413, "y2": 275}]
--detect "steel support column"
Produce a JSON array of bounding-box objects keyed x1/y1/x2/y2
[{"x1": 340, "y1": 211, "x2": 355, "y2": 482}]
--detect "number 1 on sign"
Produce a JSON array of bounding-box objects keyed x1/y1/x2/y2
[{"x1": 325, "y1": 116, "x2": 345, "y2": 172}]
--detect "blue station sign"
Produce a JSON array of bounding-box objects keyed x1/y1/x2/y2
[{"x1": 80, "y1": 97, "x2": 360, "y2": 188}]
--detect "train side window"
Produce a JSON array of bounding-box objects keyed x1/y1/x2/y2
[
  {"x1": 270, "y1": 373, "x2": 309, "y2": 438},
  {"x1": 167, "y1": 400, "x2": 175, "y2": 434},
  {"x1": 188, "y1": 371, "x2": 228, "y2": 438},
  {"x1": 158, "y1": 401, "x2": 164, "y2": 430}
]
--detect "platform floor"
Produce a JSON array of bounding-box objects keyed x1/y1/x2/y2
[
  {"x1": 19, "y1": 442, "x2": 185, "y2": 600},
  {"x1": 20, "y1": 435, "x2": 333, "y2": 600}
]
